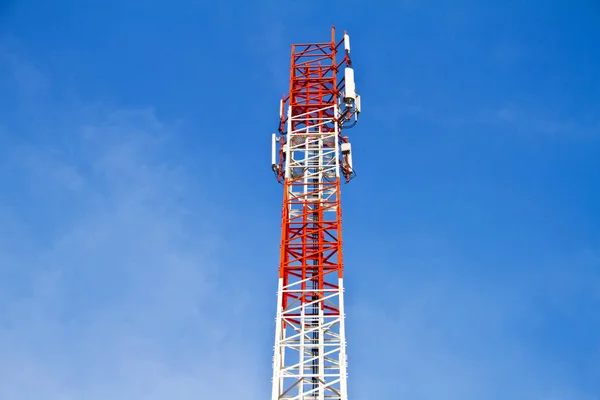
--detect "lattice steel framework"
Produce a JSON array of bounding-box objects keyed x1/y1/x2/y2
[{"x1": 270, "y1": 27, "x2": 361, "y2": 400}]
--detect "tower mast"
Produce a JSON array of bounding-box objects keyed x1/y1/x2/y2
[{"x1": 270, "y1": 27, "x2": 361, "y2": 400}]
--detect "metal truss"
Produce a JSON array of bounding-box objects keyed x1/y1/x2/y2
[{"x1": 271, "y1": 27, "x2": 359, "y2": 400}]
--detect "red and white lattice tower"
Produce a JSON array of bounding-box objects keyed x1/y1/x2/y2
[{"x1": 270, "y1": 27, "x2": 361, "y2": 400}]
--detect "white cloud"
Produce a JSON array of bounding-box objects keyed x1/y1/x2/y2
[
  {"x1": 0, "y1": 52, "x2": 267, "y2": 399},
  {"x1": 346, "y1": 257, "x2": 599, "y2": 400}
]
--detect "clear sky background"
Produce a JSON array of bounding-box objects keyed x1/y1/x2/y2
[{"x1": 0, "y1": 1, "x2": 599, "y2": 399}]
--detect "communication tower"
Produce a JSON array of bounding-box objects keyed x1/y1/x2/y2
[{"x1": 270, "y1": 26, "x2": 361, "y2": 400}]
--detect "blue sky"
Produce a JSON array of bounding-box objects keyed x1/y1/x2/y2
[{"x1": 0, "y1": 0, "x2": 599, "y2": 398}]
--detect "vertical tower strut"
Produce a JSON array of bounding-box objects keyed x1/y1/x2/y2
[{"x1": 270, "y1": 27, "x2": 361, "y2": 400}]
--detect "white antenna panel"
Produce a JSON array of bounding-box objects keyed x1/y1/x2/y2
[
  {"x1": 271, "y1": 133, "x2": 277, "y2": 167},
  {"x1": 344, "y1": 67, "x2": 356, "y2": 102},
  {"x1": 279, "y1": 99, "x2": 283, "y2": 119}
]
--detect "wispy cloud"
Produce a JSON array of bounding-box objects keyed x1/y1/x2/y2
[
  {"x1": 489, "y1": 106, "x2": 582, "y2": 136},
  {"x1": 0, "y1": 50, "x2": 266, "y2": 399},
  {"x1": 372, "y1": 99, "x2": 598, "y2": 138},
  {"x1": 348, "y1": 255, "x2": 600, "y2": 399}
]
